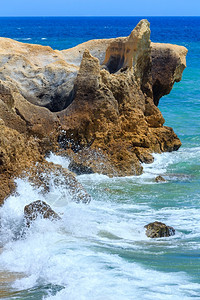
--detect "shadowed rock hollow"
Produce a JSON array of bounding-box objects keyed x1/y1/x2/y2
[{"x1": 0, "y1": 19, "x2": 187, "y2": 203}]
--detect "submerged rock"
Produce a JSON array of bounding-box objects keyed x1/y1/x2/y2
[
  {"x1": 28, "y1": 161, "x2": 92, "y2": 204},
  {"x1": 155, "y1": 175, "x2": 166, "y2": 182},
  {"x1": 24, "y1": 200, "x2": 61, "y2": 227},
  {"x1": 145, "y1": 221, "x2": 175, "y2": 238}
]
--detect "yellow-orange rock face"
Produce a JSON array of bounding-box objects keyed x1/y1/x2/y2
[
  {"x1": 0, "y1": 19, "x2": 187, "y2": 203},
  {"x1": 0, "y1": 124, "x2": 42, "y2": 204}
]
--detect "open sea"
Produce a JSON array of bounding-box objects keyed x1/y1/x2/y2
[{"x1": 0, "y1": 17, "x2": 200, "y2": 299}]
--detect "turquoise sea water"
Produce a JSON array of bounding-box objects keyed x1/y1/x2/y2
[{"x1": 0, "y1": 17, "x2": 200, "y2": 299}]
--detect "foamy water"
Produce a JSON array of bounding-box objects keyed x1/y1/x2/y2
[{"x1": 0, "y1": 147, "x2": 200, "y2": 299}]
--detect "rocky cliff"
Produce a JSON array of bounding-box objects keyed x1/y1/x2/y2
[{"x1": 0, "y1": 19, "x2": 187, "y2": 204}]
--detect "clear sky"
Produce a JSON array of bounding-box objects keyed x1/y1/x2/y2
[{"x1": 0, "y1": 0, "x2": 200, "y2": 17}]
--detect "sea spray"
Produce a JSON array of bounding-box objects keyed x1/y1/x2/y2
[{"x1": 0, "y1": 148, "x2": 200, "y2": 299}]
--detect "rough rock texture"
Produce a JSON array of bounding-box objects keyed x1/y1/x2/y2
[
  {"x1": 0, "y1": 124, "x2": 91, "y2": 205},
  {"x1": 145, "y1": 221, "x2": 175, "y2": 238},
  {"x1": 0, "y1": 124, "x2": 42, "y2": 205},
  {"x1": 0, "y1": 80, "x2": 59, "y2": 153},
  {"x1": 0, "y1": 19, "x2": 187, "y2": 203},
  {"x1": 155, "y1": 175, "x2": 166, "y2": 182},
  {"x1": 57, "y1": 21, "x2": 186, "y2": 176},
  {"x1": 24, "y1": 200, "x2": 61, "y2": 227},
  {"x1": 151, "y1": 43, "x2": 187, "y2": 106}
]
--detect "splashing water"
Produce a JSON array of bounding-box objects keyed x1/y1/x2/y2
[{"x1": 0, "y1": 146, "x2": 200, "y2": 299}]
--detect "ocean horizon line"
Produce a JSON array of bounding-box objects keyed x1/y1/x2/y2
[{"x1": 0, "y1": 15, "x2": 199, "y2": 18}]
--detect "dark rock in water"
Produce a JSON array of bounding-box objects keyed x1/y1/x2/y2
[
  {"x1": 155, "y1": 175, "x2": 166, "y2": 182},
  {"x1": 68, "y1": 160, "x2": 94, "y2": 175},
  {"x1": 144, "y1": 221, "x2": 175, "y2": 238},
  {"x1": 24, "y1": 200, "x2": 61, "y2": 227}
]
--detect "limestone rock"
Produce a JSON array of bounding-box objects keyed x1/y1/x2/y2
[
  {"x1": 133, "y1": 148, "x2": 154, "y2": 164},
  {"x1": 151, "y1": 43, "x2": 187, "y2": 106},
  {"x1": 0, "y1": 38, "x2": 78, "y2": 112},
  {"x1": 57, "y1": 42, "x2": 182, "y2": 175},
  {"x1": 0, "y1": 19, "x2": 187, "y2": 201},
  {"x1": 145, "y1": 221, "x2": 175, "y2": 238},
  {"x1": 0, "y1": 124, "x2": 91, "y2": 205},
  {"x1": 0, "y1": 124, "x2": 42, "y2": 205},
  {"x1": 155, "y1": 175, "x2": 166, "y2": 182},
  {"x1": 24, "y1": 200, "x2": 61, "y2": 227}
]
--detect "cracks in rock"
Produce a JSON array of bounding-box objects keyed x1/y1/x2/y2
[{"x1": 15, "y1": 107, "x2": 32, "y2": 128}]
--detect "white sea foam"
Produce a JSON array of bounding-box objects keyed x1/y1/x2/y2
[
  {"x1": 0, "y1": 148, "x2": 200, "y2": 299},
  {"x1": 46, "y1": 152, "x2": 70, "y2": 169},
  {"x1": 21, "y1": 38, "x2": 32, "y2": 40},
  {"x1": 78, "y1": 146, "x2": 200, "y2": 187}
]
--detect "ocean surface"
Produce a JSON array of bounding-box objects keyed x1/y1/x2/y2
[{"x1": 0, "y1": 17, "x2": 200, "y2": 299}]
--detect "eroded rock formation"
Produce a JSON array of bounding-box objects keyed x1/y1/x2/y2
[
  {"x1": 0, "y1": 124, "x2": 91, "y2": 205},
  {"x1": 0, "y1": 19, "x2": 187, "y2": 204}
]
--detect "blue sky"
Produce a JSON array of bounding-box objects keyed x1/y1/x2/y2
[{"x1": 1, "y1": 0, "x2": 200, "y2": 16}]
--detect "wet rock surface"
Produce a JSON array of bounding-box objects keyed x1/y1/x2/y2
[
  {"x1": 145, "y1": 221, "x2": 175, "y2": 238},
  {"x1": 155, "y1": 175, "x2": 166, "y2": 182},
  {"x1": 28, "y1": 161, "x2": 92, "y2": 204},
  {"x1": 24, "y1": 200, "x2": 61, "y2": 227}
]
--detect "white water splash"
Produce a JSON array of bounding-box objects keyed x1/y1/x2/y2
[{"x1": 0, "y1": 148, "x2": 200, "y2": 299}]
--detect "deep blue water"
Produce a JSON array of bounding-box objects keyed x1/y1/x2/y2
[
  {"x1": 0, "y1": 17, "x2": 200, "y2": 300},
  {"x1": 0, "y1": 16, "x2": 199, "y2": 49}
]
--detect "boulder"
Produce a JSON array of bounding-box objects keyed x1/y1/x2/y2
[
  {"x1": 155, "y1": 175, "x2": 166, "y2": 182},
  {"x1": 24, "y1": 200, "x2": 61, "y2": 227},
  {"x1": 145, "y1": 221, "x2": 175, "y2": 238}
]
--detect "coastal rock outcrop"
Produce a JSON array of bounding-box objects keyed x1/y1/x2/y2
[
  {"x1": 0, "y1": 123, "x2": 42, "y2": 205},
  {"x1": 0, "y1": 19, "x2": 187, "y2": 203},
  {"x1": 145, "y1": 221, "x2": 175, "y2": 238},
  {"x1": 24, "y1": 200, "x2": 61, "y2": 227},
  {"x1": 0, "y1": 123, "x2": 91, "y2": 205},
  {"x1": 155, "y1": 175, "x2": 166, "y2": 182},
  {"x1": 151, "y1": 43, "x2": 187, "y2": 106}
]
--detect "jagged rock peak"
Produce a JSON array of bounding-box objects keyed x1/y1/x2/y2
[{"x1": 103, "y1": 19, "x2": 150, "y2": 74}]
